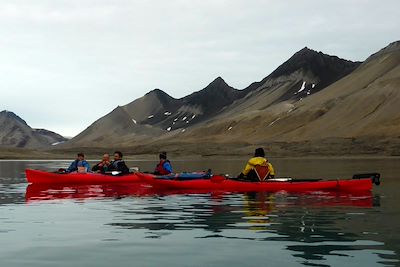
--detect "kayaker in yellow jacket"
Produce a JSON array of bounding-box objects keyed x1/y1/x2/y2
[{"x1": 238, "y1": 148, "x2": 275, "y2": 181}]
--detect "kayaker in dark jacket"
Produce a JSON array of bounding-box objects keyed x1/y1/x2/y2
[
  {"x1": 67, "y1": 153, "x2": 90, "y2": 173},
  {"x1": 238, "y1": 148, "x2": 275, "y2": 181},
  {"x1": 92, "y1": 153, "x2": 111, "y2": 173},
  {"x1": 154, "y1": 151, "x2": 173, "y2": 175},
  {"x1": 108, "y1": 151, "x2": 130, "y2": 174}
]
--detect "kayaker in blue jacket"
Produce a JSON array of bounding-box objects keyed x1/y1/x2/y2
[
  {"x1": 67, "y1": 153, "x2": 90, "y2": 173},
  {"x1": 108, "y1": 151, "x2": 130, "y2": 174},
  {"x1": 154, "y1": 152, "x2": 173, "y2": 175}
]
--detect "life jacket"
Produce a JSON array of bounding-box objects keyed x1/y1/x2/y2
[
  {"x1": 155, "y1": 159, "x2": 171, "y2": 175},
  {"x1": 245, "y1": 161, "x2": 275, "y2": 182},
  {"x1": 68, "y1": 159, "x2": 88, "y2": 173},
  {"x1": 254, "y1": 164, "x2": 271, "y2": 181},
  {"x1": 109, "y1": 159, "x2": 129, "y2": 174}
]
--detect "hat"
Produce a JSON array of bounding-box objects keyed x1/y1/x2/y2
[
  {"x1": 159, "y1": 151, "x2": 167, "y2": 159},
  {"x1": 254, "y1": 148, "x2": 265, "y2": 157}
]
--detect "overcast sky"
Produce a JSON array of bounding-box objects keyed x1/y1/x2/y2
[{"x1": 1, "y1": 0, "x2": 399, "y2": 137}]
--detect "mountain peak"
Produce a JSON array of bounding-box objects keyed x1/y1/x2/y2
[
  {"x1": 205, "y1": 76, "x2": 231, "y2": 89},
  {"x1": 269, "y1": 47, "x2": 359, "y2": 79},
  {"x1": 0, "y1": 110, "x2": 28, "y2": 126},
  {"x1": 366, "y1": 40, "x2": 400, "y2": 62},
  {"x1": 146, "y1": 88, "x2": 170, "y2": 97},
  {"x1": 297, "y1": 46, "x2": 317, "y2": 54},
  {"x1": 0, "y1": 110, "x2": 67, "y2": 148},
  {"x1": 144, "y1": 88, "x2": 176, "y2": 103},
  {"x1": 291, "y1": 46, "x2": 326, "y2": 61}
]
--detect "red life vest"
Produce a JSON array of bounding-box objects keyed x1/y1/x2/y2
[{"x1": 155, "y1": 160, "x2": 170, "y2": 175}]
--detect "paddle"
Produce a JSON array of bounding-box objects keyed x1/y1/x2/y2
[
  {"x1": 353, "y1": 172, "x2": 381, "y2": 185},
  {"x1": 213, "y1": 172, "x2": 381, "y2": 185}
]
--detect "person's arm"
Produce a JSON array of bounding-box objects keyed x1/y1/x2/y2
[
  {"x1": 268, "y1": 162, "x2": 275, "y2": 177},
  {"x1": 83, "y1": 161, "x2": 90, "y2": 172},
  {"x1": 242, "y1": 161, "x2": 253, "y2": 176},
  {"x1": 92, "y1": 163, "x2": 99, "y2": 172},
  {"x1": 67, "y1": 160, "x2": 76, "y2": 173},
  {"x1": 117, "y1": 161, "x2": 130, "y2": 174},
  {"x1": 163, "y1": 162, "x2": 173, "y2": 173}
]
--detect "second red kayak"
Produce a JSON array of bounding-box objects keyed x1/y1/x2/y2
[{"x1": 136, "y1": 172, "x2": 377, "y2": 192}]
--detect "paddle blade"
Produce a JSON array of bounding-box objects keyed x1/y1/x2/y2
[{"x1": 353, "y1": 173, "x2": 381, "y2": 186}]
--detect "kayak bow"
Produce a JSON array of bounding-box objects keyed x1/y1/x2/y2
[{"x1": 25, "y1": 169, "x2": 141, "y2": 184}]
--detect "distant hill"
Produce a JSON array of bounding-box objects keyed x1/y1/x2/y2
[{"x1": 0, "y1": 110, "x2": 67, "y2": 148}]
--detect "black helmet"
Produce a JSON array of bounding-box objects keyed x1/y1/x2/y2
[
  {"x1": 254, "y1": 148, "x2": 265, "y2": 157},
  {"x1": 159, "y1": 151, "x2": 167, "y2": 159}
]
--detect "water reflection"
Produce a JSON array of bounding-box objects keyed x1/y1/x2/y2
[
  {"x1": 95, "y1": 189, "x2": 396, "y2": 266},
  {"x1": 1, "y1": 160, "x2": 399, "y2": 266}
]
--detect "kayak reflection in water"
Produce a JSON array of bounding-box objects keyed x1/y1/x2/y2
[
  {"x1": 66, "y1": 152, "x2": 90, "y2": 173},
  {"x1": 154, "y1": 151, "x2": 173, "y2": 175},
  {"x1": 92, "y1": 153, "x2": 111, "y2": 173},
  {"x1": 243, "y1": 192, "x2": 275, "y2": 230},
  {"x1": 237, "y1": 148, "x2": 275, "y2": 181},
  {"x1": 108, "y1": 151, "x2": 130, "y2": 174}
]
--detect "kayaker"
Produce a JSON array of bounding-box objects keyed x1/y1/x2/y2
[
  {"x1": 66, "y1": 152, "x2": 90, "y2": 173},
  {"x1": 108, "y1": 151, "x2": 130, "y2": 174},
  {"x1": 154, "y1": 151, "x2": 173, "y2": 175},
  {"x1": 92, "y1": 153, "x2": 111, "y2": 173},
  {"x1": 238, "y1": 148, "x2": 275, "y2": 181}
]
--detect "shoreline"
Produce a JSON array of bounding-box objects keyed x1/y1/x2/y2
[
  {"x1": 1, "y1": 154, "x2": 400, "y2": 161},
  {"x1": 2, "y1": 139, "x2": 400, "y2": 160}
]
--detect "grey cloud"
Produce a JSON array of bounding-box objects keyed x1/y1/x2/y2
[{"x1": 0, "y1": 0, "x2": 399, "y2": 136}]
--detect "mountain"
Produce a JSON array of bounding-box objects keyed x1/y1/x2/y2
[
  {"x1": 266, "y1": 41, "x2": 400, "y2": 141},
  {"x1": 175, "y1": 41, "x2": 400, "y2": 155},
  {"x1": 222, "y1": 47, "x2": 361, "y2": 116},
  {"x1": 66, "y1": 77, "x2": 242, "y2": 147},
  {"x1": 0, "y1": 110, "x2": 67, "y2": 148},
  {"x1": 123, "y1": 89, "x2": 180, "y2": 125},
  {"x1": 66, "y1": 106, "x2": 164, "y2": 147},
  {"x1": 164, "y1": 77, "x2": 241, "y2": 130},
  {"x1": 64, "y1": 42, "x2": 400, "y2": 156},
  {"x1": 64, "y1": 47, "x2": 362, "y2": 149},
  {"x1": 132, "y1": 77, "x2": 241, "y2": 130}
]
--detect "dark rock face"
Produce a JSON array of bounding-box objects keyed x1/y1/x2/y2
[
  {"x1": 0, "y1": 110, "x2": 67, "y2": 148},
  {"x1": 242, "y1": 47, "x2": 361, "y2": 104},
  {"x1": 271, "y1": 47, "x2": 360, "y2": 88},
  {"x1": 128, "y1": 77, "x2": 241, "y2": 130},
  {"x1": 182, "y1": 77, "x2": 240, "y2": 116}
]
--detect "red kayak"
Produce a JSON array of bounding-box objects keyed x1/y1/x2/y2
[
  {"x1": 137, "y1": 172, "x2": 380, "y2": 192},
  {"x1": 25, "y1": 169, "x2": 141, "y2": 184}
]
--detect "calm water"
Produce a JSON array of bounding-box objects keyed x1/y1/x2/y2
[{"x1": 0, "y1": 158, "x2": 399, "y2": 267}]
